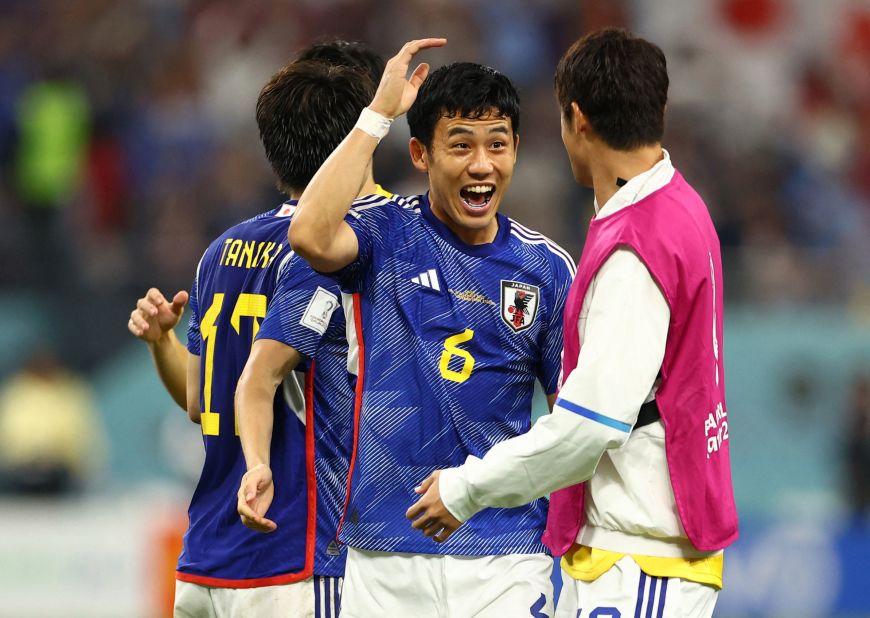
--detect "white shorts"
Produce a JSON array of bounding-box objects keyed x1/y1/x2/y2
[
  {"x1": 174, "y1": 576, "x2": 342, "y2": 618},
  {"x1": 340, "y1": 547, "x2": 554, "y2": 618},
  {"x1": 555, "y1": 556, "x2": 718, "y2": 618}
]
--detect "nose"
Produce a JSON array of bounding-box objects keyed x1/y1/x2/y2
[{"x1": 467, "y1": 146, "x2": 494, "y2": 177}]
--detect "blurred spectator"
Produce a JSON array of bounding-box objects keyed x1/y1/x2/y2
[
  {"x1": 0, "y1": 0, "x2": 866, "y2": 407},
  {"x1": 0, "y1": 348, "x2": 106, "y2": 495},
  {"x1": 845, "y1": 373, "x2": 870, "y2": 524}
]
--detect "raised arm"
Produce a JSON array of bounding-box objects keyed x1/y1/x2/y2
[
  {"x1": 235, "y1": 339, "x2": 303, "y2": 533},
  {"x1": 128, "y1": 288, "x2": 191, "y2": 410},
  {"x1": 289, "y1": 38, "x2": 446, "y2": 272}
]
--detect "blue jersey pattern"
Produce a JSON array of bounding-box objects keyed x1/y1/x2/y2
[
  {"x1": 334, "y1": 193, "x2": 575, "y2": 555},
  {"x1": 180, "y1": 199, "x2": 357, "y2": 585}
]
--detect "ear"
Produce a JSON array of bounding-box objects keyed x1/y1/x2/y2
[
  {"x1": 512, "y1": 133, "x2": 520, "y2": 163},
  {"x1": 569, "y1": 101, "x2": 586, "y2": 135},
  {"x1": 409, "y1": 138, "x2": 429, "y2": 173}
]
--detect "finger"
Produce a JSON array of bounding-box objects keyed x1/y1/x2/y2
[
  {"x1": 401, "y1": 38, "x2": 447, "y2": 58},
  {"x1": 408, "y1": 63, "x2": 430, "y2": 90},
  {"x1": 406, "y1": 499, "x2": 427, "y2": 521},
  {"x1": 136, "y1": 297, "x2": 159, "y2": 317},
  {"x1": 170, "y1": 290, "x2": 190, "y2": 314},
  {"x1": 414, "y1": 474, "x2": 435, "y2": 495},
  {"x1": 130, "y1": 313, "x2": 150, "y2": 332},
  {"x1": 434, "y1": 526, "x2": 456, "y2": 543},
  {"x1": 422, "y1": 521, "x2": 443, "y2": 537},
  {"x1": 241, "y1": 514, "x2": 277, "y2": 533},
  {"x1": 237, "y1": 500, "x2": 259, "y2": 522},
  {"x1": 146, "y1": 287, "x2": 167, "y2": 306},
  {"x1": 238, "y1": 498, "x2": 277, "y2": 531},
  {"x1": 409, "y1": 507, "x2": 432, "y2": 529},
  {"x1": 128, "y1": 318, "x2": 141, "y2": 336}
]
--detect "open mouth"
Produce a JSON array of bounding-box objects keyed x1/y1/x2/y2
[{"x1": 459, "y1": 185, "x2": 495, "y2": 211}]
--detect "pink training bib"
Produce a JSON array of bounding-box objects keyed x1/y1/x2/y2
[{"x1": 543, "y1": 170, "x2": 738, "y2": 555}]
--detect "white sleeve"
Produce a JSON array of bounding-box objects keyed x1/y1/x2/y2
[{"x1": 440, "y1": 248, "x2": 670, "y2": 522}]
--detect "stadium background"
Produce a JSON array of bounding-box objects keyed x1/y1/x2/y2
[{"x1": 0, "y1": 0, "x2": 868, "y2": 615}]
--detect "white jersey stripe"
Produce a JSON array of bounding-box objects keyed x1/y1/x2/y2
[
  {"x1": 342, "y1": 292, "x2": 360, "y2": 376},
  {"x1": 509, "y1": 230, "x2": 576, "y2": 276},
  {"x1": 428, "y1": 269, "x2": 440, "y2": 291},
  {"x1": 509, "y1": 220, "x2": 576, "y2": 271}
]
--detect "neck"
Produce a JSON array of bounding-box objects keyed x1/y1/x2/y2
[
  {"x1": 429, "y1": 196, "x2": 498, "y2": 245},
  {"x1": 590, "y1": 143, "x2": 664, "y2": 211}
]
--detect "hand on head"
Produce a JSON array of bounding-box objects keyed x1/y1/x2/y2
[{"x1": 369, "y1": 38, "x2": 447, "y2": 120}]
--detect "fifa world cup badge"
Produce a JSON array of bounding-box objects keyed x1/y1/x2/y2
[{"x1": 500, "y1": 280, "x2": 540, "y2": 332}]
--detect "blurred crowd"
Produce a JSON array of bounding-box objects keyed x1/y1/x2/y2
[{"x1": 0, "y1": 0, "x2": 869, "y2": 370}]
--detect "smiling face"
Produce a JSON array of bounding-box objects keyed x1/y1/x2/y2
[{"x1": 410, "y1": 111, "x2": 518, "y2": 245}]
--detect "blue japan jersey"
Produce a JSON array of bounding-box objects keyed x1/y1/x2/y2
[
  {"x1": 180, "y1": 199, "x2": 359, "y2": 585},
  {"x1": 333, "y1": 193, "x2": 575, "y2": 555}
]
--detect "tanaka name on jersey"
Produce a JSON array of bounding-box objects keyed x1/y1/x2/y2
[{"x1": 218, "y1": 238, "x2": 283, "y2": 269}]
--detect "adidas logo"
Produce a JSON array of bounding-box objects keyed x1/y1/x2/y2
[{"x1": 410, "y1": 268, "x2": 441, "y2": 291}]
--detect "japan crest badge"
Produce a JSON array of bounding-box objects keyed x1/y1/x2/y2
[{"x1": 500, "y1": 280, "x2": 540, "y2": 333}]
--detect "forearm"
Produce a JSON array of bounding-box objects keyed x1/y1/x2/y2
[
  {"x1": 289, "y1": 128, "x2": 377, "y2": 270},
  {"x1": 440, "y1": 409, "x2": 623, "y2": 521},
  {"x1": 146, "y1": 330, "x2": 188, "y2": 410},
  {"x1": 441, "y1": 251, "x2": 670, "y2": 522},
  {"x1": 236, "y1": 375, "x2": 276, "y2": 469}
]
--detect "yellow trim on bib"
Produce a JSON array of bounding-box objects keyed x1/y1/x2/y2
[
  {"x1": 374, "y1": 184, "x2": 393, "y2": 198},
  {"x1": 560, "y1": 544, "x2": 723, "y2": 590}
]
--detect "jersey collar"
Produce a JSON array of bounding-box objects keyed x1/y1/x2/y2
[{"x1": 418, "y1": 192, "x2": 511, "y2": 258}]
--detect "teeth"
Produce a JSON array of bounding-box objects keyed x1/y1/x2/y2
[{"x1": 465, "y1": 185, "x2": 493, "y2": 193}]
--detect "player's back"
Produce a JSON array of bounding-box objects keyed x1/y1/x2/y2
[{"x1": 179, "y1": 201, "x2": 353, "y2": 585}]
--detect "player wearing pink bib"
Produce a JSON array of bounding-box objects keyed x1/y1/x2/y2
[{"x1": 409, "y1": 29, "x2": 738, "y2": 618}]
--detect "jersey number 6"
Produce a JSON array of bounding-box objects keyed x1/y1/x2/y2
[{"x1": 439, "y1": 329, "x2": 475, "y2": 384}]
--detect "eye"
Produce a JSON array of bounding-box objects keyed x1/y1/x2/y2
[
  {"x1": 491, "y1": 141, "x2": 506, "y2": 149},
  {"x1": 452, "y1": 142, "x2": 470, "y2": 150}
]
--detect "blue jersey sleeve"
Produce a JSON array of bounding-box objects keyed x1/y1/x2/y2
[
  {"x1": 186, "y1": 270, "x2": 202, "y2": 356},
  {"x1": 326, "y1": 200, "x2": 399, "y2": 291},
  {"x1": 537, "y1": 253, "x2": 575, "y2": 394},
  {"x1": 257, "y1": 252, "x2": 342, "y2": 359}
]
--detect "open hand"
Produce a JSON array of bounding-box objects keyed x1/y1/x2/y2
[
  {"x1": 369, "y1": 38, "x2": 447, "y2": 120},
  {"x1": 405, "y1": 470, "x2": 463, "y2": 543}
]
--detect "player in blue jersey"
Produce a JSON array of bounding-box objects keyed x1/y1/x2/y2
[
  {"x1": 290, "y1": 39, "x2": 575, "y2": 617},
  {"x1": 127, "y1": 41, "x2": 388, "y2": 617}
]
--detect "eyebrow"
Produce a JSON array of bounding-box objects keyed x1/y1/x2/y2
[{"x1": 446, "y1": 124, "x2": 510, "y2": 138}]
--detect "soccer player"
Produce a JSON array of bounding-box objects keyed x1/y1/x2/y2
[
  {"x1": 127, "y1": 41, "x2": 390, "y2": 617},
  {"x1": 289, "y1": 39, "x2": 575, "y2": 617},
  {"x1": 408, "y1": 29, "x2": 738, "y2": 618}
]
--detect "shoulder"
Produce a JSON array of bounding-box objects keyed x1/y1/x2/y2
[
  {"x1": 348, "y1": 193, "x2": 421, "y2": 221},
  {"x1": 507, "y1": 218, "x2": 576, "y2": 278}
]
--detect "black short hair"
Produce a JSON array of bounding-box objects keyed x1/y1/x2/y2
[
  {"x1": 296, "y1": 39, "x2": 385, "y2": 90},
  {"x1": 256, "y1": 60, "x2": 375, "y2": 194},
  {"x1": 555, "y1": 28, "x2": 668, "y2": 150},
  {"x1": 407, "y1": 62, "x2": 520, "y2": 149}
]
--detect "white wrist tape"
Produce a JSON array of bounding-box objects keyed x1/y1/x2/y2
[{"x1": 355, "y1": 107, "x2": 393, "y2": 141}]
